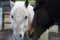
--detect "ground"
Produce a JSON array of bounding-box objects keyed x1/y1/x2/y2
[
  {"x1": 0, "y1": 29, "x2": 13, "y2": 40},
  {"x1": 0, "y1": 25, "x2": 60, "y2": 40}
]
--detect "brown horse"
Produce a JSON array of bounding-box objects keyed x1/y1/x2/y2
[{"x1": 28, "y1": 0, "x2": 60, "y2": 40}]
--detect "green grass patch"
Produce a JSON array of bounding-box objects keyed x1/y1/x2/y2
[{"x1": 15, "y1": 0, "x2": 35, "y2": 4}]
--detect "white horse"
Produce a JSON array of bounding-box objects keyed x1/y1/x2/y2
[{"x1": 10, "y1": 0, "x2": 34, "y2": 40}]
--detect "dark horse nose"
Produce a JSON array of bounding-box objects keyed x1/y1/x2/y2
[{"x1": 20, "y1": 34, "x2": 22, "y2": 38}]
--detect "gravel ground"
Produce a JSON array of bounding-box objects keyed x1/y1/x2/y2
[
  {"x1": 49, "y1": 32, "x2": 60, "y2": 40},
  {"x1": 0, "y1": 25, "x2": 60, "y2": 40},
  {"x1": 39, "y1": 25, "x2": 60, "y2": 40},
  {"x1": 0, "y1": 29, "x2": 13, "y2": 40}
]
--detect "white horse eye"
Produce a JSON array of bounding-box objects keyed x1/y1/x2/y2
[
  {"x1": 11, "y1": 15, "x2": 14, "y2": 19},
  {"x1": 25, "y1": 16, "x2": 27, "y2": 19}
]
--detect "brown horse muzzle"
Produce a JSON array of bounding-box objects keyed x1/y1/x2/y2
[{"x1": 28, "y1": 23, "x2": 35, "y2": 36}]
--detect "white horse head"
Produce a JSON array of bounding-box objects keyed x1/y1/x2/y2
[{"x1": 10, "y1": 0, "x2": 34, "y2": 40}]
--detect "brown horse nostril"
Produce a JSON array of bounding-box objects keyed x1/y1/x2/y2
[{"x1": 20, "y1": 34, "x2": 22, "y2": 37}]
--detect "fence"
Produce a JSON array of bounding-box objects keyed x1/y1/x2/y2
[{"x1": 0, "y1": 1, "x2": 11, "y2": 30}]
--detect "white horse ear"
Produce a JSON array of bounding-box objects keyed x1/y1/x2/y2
[
  {"x1": 25, "y1": 0, "x2": 29, "y2": 8},
  {"x1": 10, "y1": 1, "x2": 15, "y2": 8}
]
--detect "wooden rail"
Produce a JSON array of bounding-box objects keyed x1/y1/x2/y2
[
  {"x1": 4, "y1": 12, "x2": 10, "y2": 15},
  {"x1": 3, "y1": 12, "x2": 11, "y2": 29}
]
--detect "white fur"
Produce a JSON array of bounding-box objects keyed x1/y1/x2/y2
[
  {"x1": 10, "y1": 1, "x2": 34, "y2": 40},
  {"x1": 10, "y1": 1, "x2": 15, "y2": 8}
]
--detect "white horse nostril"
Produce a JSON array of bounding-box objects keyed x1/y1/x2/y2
[{"x1": 20, "y1": 34, "x2": 22, "y2": 38}]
